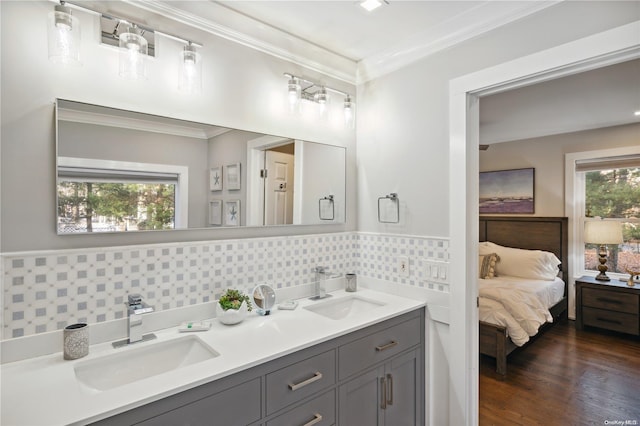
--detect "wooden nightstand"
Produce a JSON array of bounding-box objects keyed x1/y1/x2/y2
[{"x1": 575, "y1": 275, "x2": 640, "y2": 336}]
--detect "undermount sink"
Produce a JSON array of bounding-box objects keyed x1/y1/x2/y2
[
  {"x1": 74, "y1": 335, "x2": 219, "y2": 391},
  {"x1": 304, "y1": 295, "x2": 386, "y2": 320}
]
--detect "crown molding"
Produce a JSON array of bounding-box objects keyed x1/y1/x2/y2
[
  {"x1": 357, "y1": 1, "x2": 561, "y2": 83},
  {"x1": 122, "y1": 0, "x2": 358, "y2": 85},
  {"x1": 118, "y1": 1, "x2": 559, "y2": 86}
]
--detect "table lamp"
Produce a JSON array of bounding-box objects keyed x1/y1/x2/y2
[{"x1": 584, "y1": 219, "x2": 623, "y2": 281}]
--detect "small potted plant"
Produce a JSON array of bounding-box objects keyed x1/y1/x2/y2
[{"x1": 217, "y1": 288, "x2": 253, "y2": 325}]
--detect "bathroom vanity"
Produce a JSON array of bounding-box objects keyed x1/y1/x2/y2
[{"x1": 1, "y1": 289, "x2": 424, "y2": 426}]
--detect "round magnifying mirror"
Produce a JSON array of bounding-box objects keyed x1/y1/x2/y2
[{"x1": 253, "y1": 285, "x2": 276, "y2": 315}]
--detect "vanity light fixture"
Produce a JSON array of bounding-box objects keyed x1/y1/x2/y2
[
  {"x1": 45, "y1": 1, "x2": 204, "y2": 90},
  {"x1": 284, "y1": 73, "x2": 355, "y2": 128},
  {"x1": 634, "y1": 110, "x2": 640, "y2": 116},
  {"x1": 48, "y1": 1, "x2": 81, "y2": 65},
  {"x1": 179, "y1": 42, "x2": 202, "y2": 94}
]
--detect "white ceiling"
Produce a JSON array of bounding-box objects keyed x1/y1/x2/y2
[
  {"x1": 480, "y1": 58, "x2": 640, "y2": 144},
  {"x1": 217, "y1": 1, "x2": 556, "y2": 62}
]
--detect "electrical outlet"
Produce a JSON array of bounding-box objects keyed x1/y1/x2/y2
[{"x1": 398, "y1": 256, "x2": 409, "y2": 277}]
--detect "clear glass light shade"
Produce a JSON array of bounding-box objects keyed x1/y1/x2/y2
[
  {"x1": 119, "y1": 29, "x2": 148, "y2": 80},
  {"x1": 179, "y1": 45, "x2": 202, "y2": 94},
  {"x1": 48, "y1": 6, "x2": 81, "y2": 65},
  {"x1": 287, "y1": 78, "x2": 301, "y2": 113},
  {"x1": 344, "y1": 96, "x2": 356, "y2": 129},
  {"x1": 315, "y1": 87, "x2": 329, "y2": 120}
]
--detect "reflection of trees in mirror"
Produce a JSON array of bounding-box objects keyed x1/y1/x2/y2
[
  {"x1": 57, "y1": 182, "x2": 175, "y2": 233},
  {"x1": 585, "y1": 166, "x2": 640, "y2": 273}
]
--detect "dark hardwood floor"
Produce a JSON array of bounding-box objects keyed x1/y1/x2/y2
[{"x1": 480, "y1": 319, "x2": 640, "y2": 426}]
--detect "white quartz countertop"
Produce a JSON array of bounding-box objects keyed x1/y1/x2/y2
[{"x1": 1, "y1": 289, "x2": 424, "y2": 426}]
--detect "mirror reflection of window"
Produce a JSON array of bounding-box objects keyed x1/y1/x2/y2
[{"x1": 57, "y1": 157, "x2": 188, "y2": 233}]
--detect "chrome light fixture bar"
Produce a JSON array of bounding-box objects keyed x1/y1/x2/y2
[{"x1": 284, "y1": 73, "x2": 356, "y2": 127}]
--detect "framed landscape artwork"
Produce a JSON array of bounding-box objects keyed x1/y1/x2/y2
[{"x1": 479, "y1": 168, "x2": 534, "y2": 214}]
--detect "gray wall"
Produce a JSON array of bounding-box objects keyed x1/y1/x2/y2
[{"x1": 479, "y1": 123, "x2": 640, "y2": 216}]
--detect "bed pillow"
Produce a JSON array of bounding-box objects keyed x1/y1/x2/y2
[
  {"x1": 479, "y1": 241, "x2": 561, "y2": 281},
  {"x1": 479, "y1": 253, "x2": 499, "y2": 279}
]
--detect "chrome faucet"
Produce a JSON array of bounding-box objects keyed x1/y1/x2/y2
[
  {"x1": 310, "y1": 266, "x2": 340, "y2": 300},
  {"x1": 112, "y1": 294, "x2": 156, "y2": 348}
]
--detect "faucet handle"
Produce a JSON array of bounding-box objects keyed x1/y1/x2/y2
[{"x1": 128, "y1": 294, "x2": 143, "y2": 306}]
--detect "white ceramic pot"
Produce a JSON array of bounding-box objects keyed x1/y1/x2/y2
[{"x1": 216, "y1": 300, "x2": 248, "y2": 325}]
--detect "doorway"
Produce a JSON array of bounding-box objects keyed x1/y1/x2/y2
[{"x1": 448, "y1": 22, "x2": 640, "y2": 425}]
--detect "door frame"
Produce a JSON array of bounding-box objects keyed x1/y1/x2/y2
[
  {"x1": 448, "y1": 21, "x2": 640, "y2": 425},
  {"x1": 246, "y1": 135, "x2": 293, "y2": 226}
]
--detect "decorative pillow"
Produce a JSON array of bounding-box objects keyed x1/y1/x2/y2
[
  {"x1": 479, "y1": 241, "x2": 561, "y2": 281},
  {"x1": 479, "y1": 253, "x2": 500, "y2": 279}
]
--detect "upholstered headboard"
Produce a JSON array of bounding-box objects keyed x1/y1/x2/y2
[{"x1": 479, "y1": 216, "x2": 569, "y2": 286}]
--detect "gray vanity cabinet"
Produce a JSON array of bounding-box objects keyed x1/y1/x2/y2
[
  {"x1": 338, "y1": 349, "x2": 421, "y2": 426},
  {"x1": 90, "y1": 308, "x2": 423, "y2": 426}
]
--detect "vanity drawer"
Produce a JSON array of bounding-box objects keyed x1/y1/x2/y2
[
  {"x1": 267, "y1": 389, "x2": 335, "y2": 426},
  {"x1": 583, "y1": 307, "x2": 639, "y2": 335},
  {"x1": 135, "y1": 377, "x2": 261, "y2": 426},
  {"x1": 266, "y1": 349, "x2": 336, "y2": 415},
  {"x1": 582, "y1": 288, "x2": 639, "y2": 314},
  {"x1": 338, "y1": 317, "x2": 421, "y2": 380}
]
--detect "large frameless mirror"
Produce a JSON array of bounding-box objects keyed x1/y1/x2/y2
[{"x1": 55, "y1": 99, "x2": 346, "y2": 234}]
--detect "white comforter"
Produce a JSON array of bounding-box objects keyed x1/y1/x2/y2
[{"x1": 478, "y1": 276, "x2": 564, "y2": 346}]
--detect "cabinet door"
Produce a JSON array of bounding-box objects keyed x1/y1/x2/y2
[
  {"x1": 384, "y1": 349, "x2": 420, "y2": 426},
  {"x1": 338, "y1": 366, "x2": 384, "y2": 426}
]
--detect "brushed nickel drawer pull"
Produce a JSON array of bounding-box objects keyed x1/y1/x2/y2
[
  {"x1": 380, "y1": 377, "x2": 387, "y2": 409},
  {"x1": 375, "y1": 340, "x2": 398, "y2": 352},
  {"x1": 289, "y1": 372, "x2": 323, "y2": 391},
  {"x1": 302, "y1": 413, "x2": 323, "y2": 426}
]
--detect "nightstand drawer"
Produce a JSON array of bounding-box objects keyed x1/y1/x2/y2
[
  {"x1": 582, "y1": 307, "x2": 639, "y2": 335},
  {"x1": 582, "y1": 288, "x2": 639, "y2": 314}
]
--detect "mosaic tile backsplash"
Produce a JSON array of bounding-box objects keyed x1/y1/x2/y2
[{"x1": 2, "y1": 232, "x2": 449, "y2": 340}]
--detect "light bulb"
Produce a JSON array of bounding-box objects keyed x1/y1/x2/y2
[
  {"x1": 344, "y1": 96, "x2": 355, "y2": 129},
  {"x1": 315, "y1": 87, "x2": 329, "y2": 120},
  {"x1": 119, "y1": 26, "x2": 148, "y2": 80},
  {"x1": 48, "y1": 3, "x2": 81, "y2": 65},
  {"x1": 179, "y1": 44, "x2": 202, "y2": 94},
  {"x1": 287, "y1": 77, "x2": 301, "y2": 114}
]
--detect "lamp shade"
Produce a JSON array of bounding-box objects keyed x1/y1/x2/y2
[{"x1": 584, "y1": 220, "x2": 623, "y2": 244}]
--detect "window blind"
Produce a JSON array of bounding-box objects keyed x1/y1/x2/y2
[{"x1": 576, "y1": 154, "x2": 640, "y2": 172}]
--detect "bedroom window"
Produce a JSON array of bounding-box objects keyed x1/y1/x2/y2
[
  {"x1": 57, "y1": 157, "x2": 188, "y2": 233},
  {"x1": 579, "y1": 157, "x2": 640, "y2": 275}
]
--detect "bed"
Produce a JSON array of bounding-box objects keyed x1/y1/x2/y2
[{"x1": 478, "y1": 216, "x2": 568, "y2": 375}]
